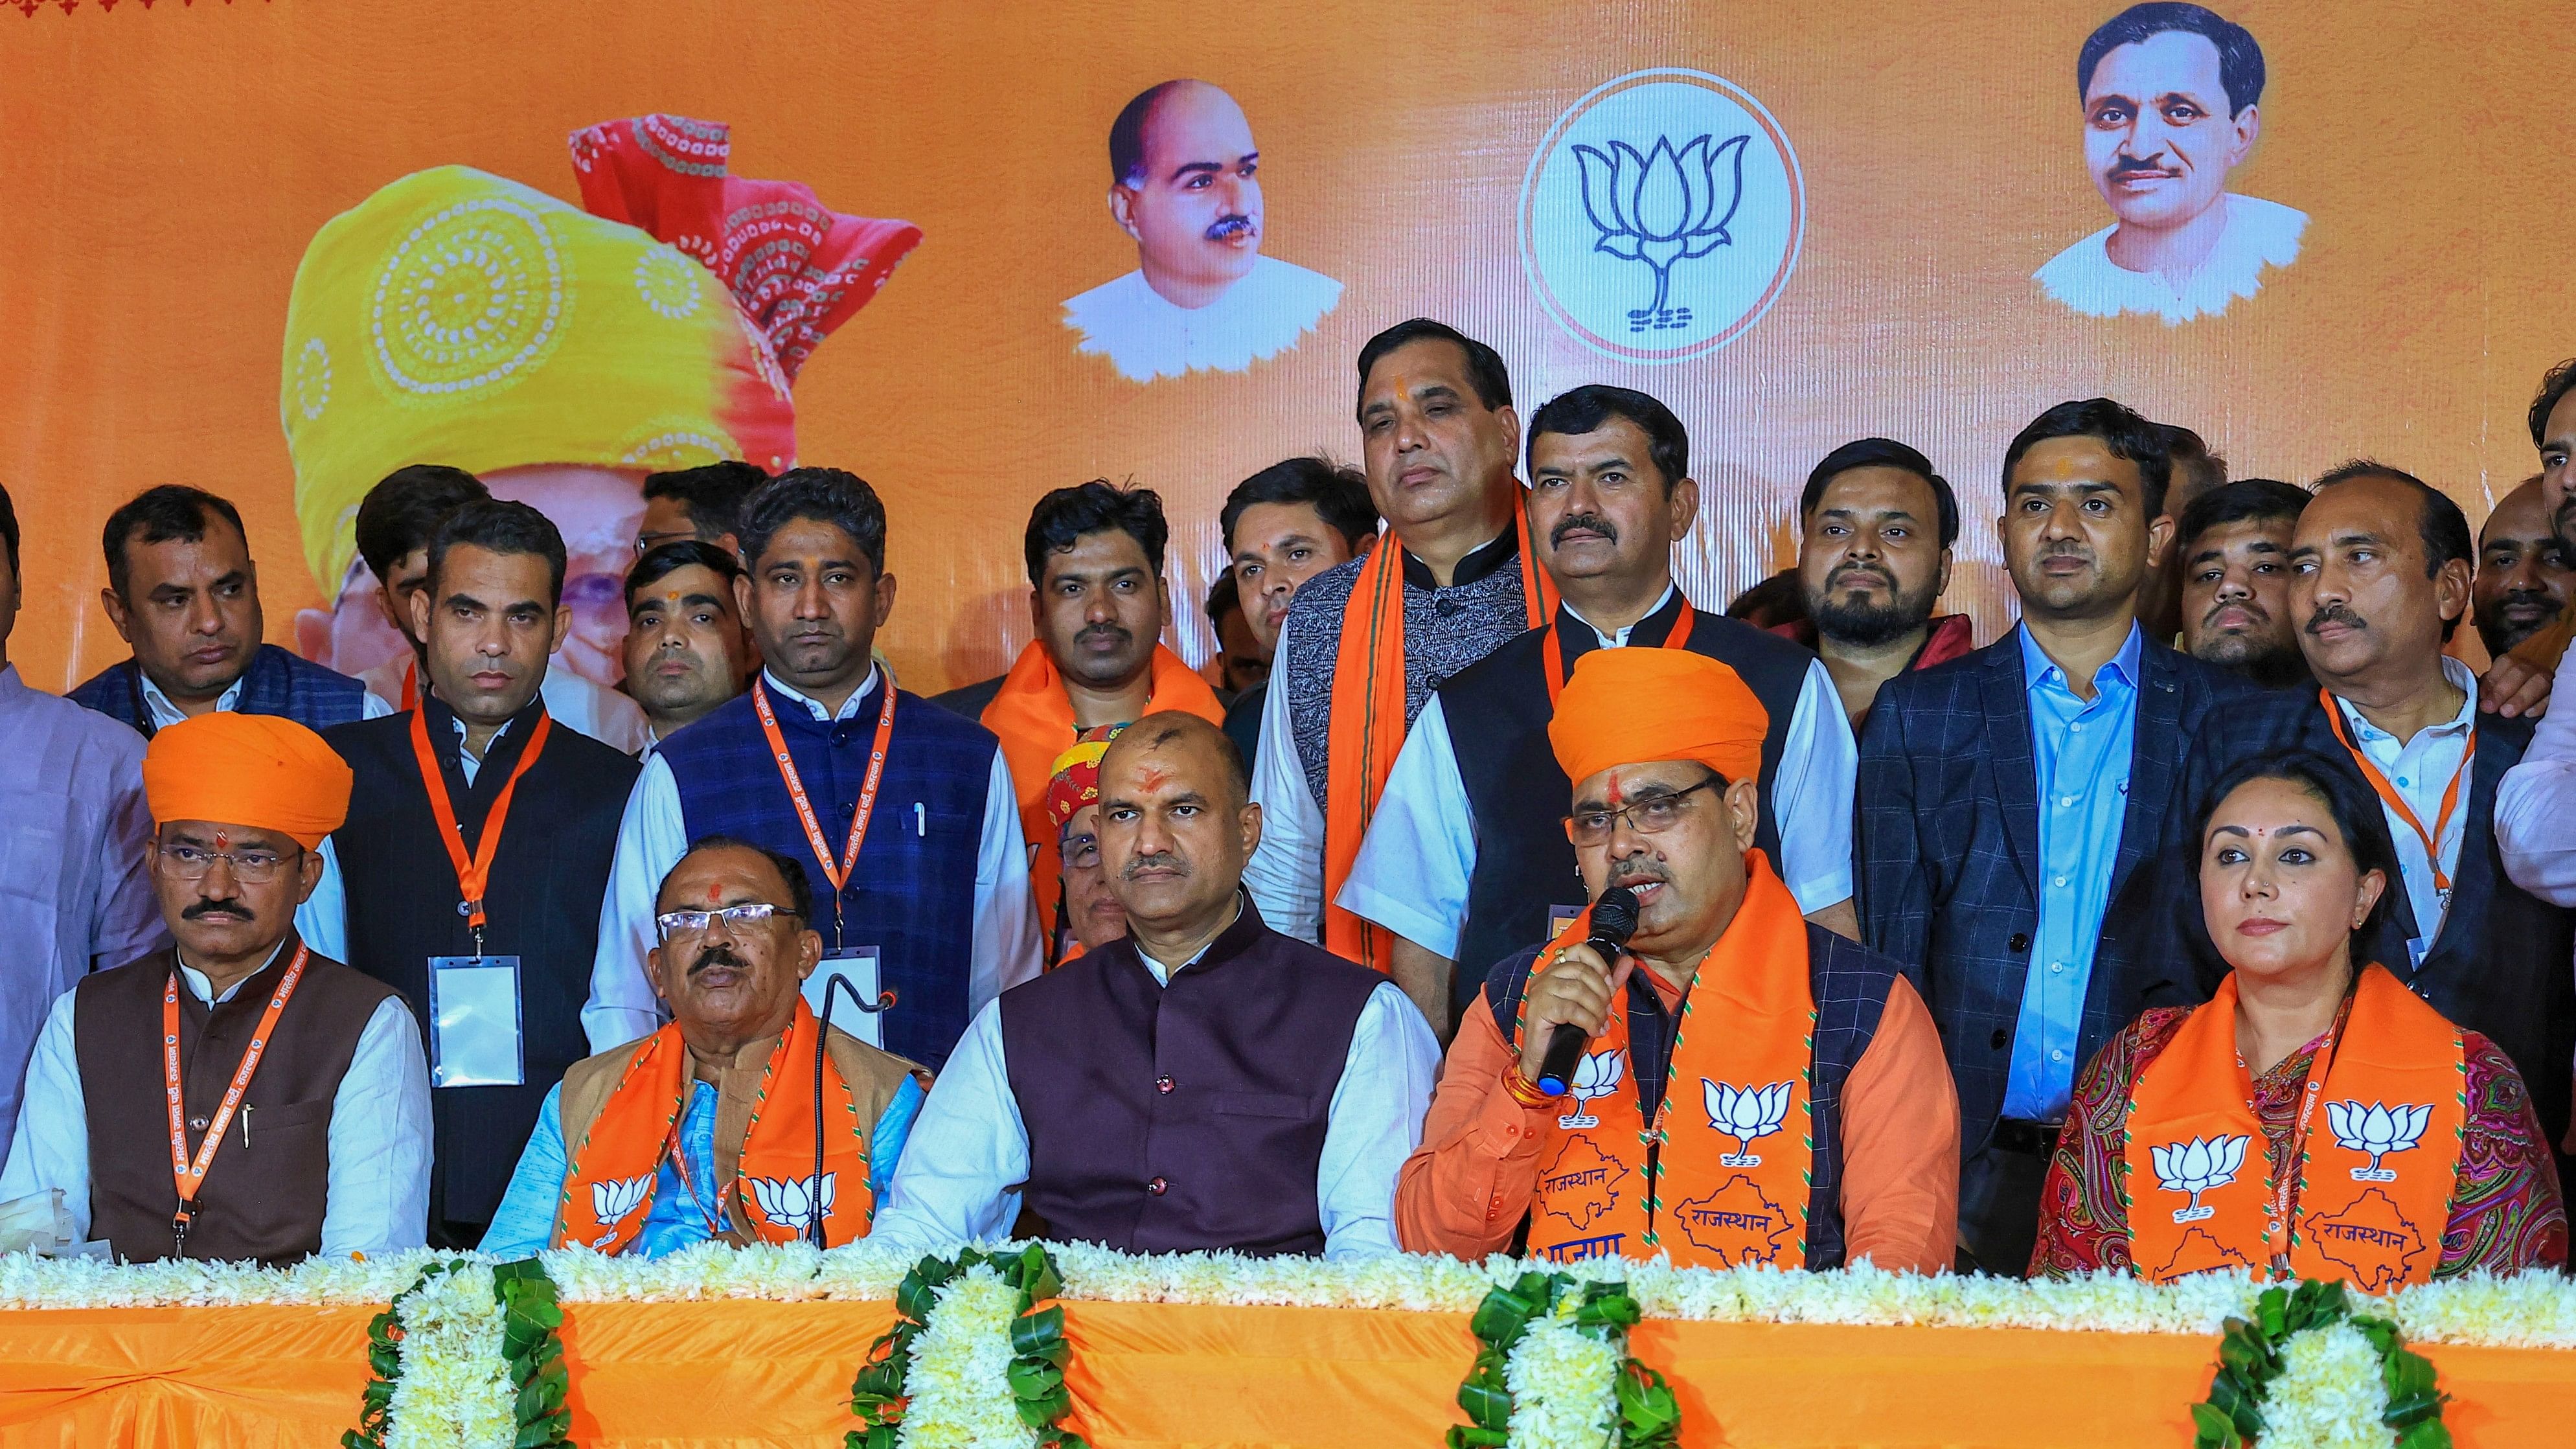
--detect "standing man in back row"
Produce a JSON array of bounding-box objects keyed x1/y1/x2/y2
[{"x1": 1217, "y1": 457, "x2": 1380, "y2": 768}]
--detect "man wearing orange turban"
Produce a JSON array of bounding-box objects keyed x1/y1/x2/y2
[
  {"x1": 1396, "y1": 647, "x2": 1959, "y2": 1275},
  {"x1": 0, "y1": 713, "x2": 431, "y2": 1264},
  {"x1": 1045, "y1": 727, "x2": 1129, "y2": 961}
]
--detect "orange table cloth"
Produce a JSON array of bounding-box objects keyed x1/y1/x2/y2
[{"x1": 1, "y1": 1298, "x2": 2571, "y2": 1446}]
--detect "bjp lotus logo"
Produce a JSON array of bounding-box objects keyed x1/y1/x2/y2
[
  {"x1": 589, "y1": 1174, "x2": 652, "y2": 1230},
  {"x1": 2152, "y1": 1135, "x2": 2249, "y2": 1224},
  {"x1": 1702, "y1": 1078, "x2": 1794, "y2": 1167},
  {"x1": 2328, "y1": 1101, "x2": 2431, "y2": 1183},
  {"x1": 746, "y1": 1172, "x2": 834, "y2": 1233},
  {"x1": 1557, "y1": 1049, "x2": 1626, "y2": 1130},
  {"x1": 1573, "y1": 133, "x2": 1750, "y2": 334}
]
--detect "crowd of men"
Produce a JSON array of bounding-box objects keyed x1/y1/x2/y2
[{"x1": 1, "y1": 308, "x2": 2571, "y2": 1292}]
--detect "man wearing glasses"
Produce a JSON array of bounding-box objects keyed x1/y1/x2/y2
[
  {"x1": 1043, "y1": 727, "x2": 1131, "y2": 963},
  {"x1": 482, "y1": 836, "x2": 927, "y2": 1257}
]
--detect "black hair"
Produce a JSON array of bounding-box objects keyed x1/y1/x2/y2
[
  {"x1": 1108, "y1": 80, "x2": 1193, "y2": 188},
  {"x1": 2309, "y1": 461, "x2": 2473, "y2": 641},
  {"x1": 102, "y1": 485, "x2": 248, "y2": 602},
  {"x1": 1526, "y1": 385, "x2": 1690, "y2": 494},
  {"x1": 626, "y1": 539, "x2": 745, "y2": 611},
  {"x1": 2177, "y1": 477, "x2": 2310, "y2": 556},
  {"x1": 2529, "y1": 357, "x2": 2576, "y2": 450},
  {"x1": 1024, "y1": 480, "x2": 1168, "y2": 586},
  {"x1": 736, "y1": 467, "x2": 889, "y2": 576},
  {"x1": 355, "y1": 464, "x2": 490, "y2": 582},
  {"x1": 1354, "y1": 318, "x2": 1513, "y2": 422},
  {"x1": 2190, "y1": 751, "x2": 2397, "y2": 968},
  {"x1": 2160, "y1": 422, "x2": 2228, "y2": 512},
  {"x1": 2078, "y1": 3, "x2": 2266, "y2": 115},
  {"x1": 667, "y1": 832, "x2": 813, "y2": 922},
  {"x1": 2002, "y1": 398, "x2": 2176, "y2": 519},
  {"x1": 1800, "y1": 437, "x2": 1961, "y2": 549},
  {"x1": 0, "y1": 481, "x2": 19, "y2": 579},
  {"x1": 1220, "y1": 457, "x2": 1379, "y2": 554},
  {"x1": 1724, "y1": 568, "x2": 1808, "y2": 630},
  {"x1": 427, "y1": 498, "x2": 567, "y2": 606},
  {"x1": 1204, "y1": 570, "x2": 1242, "y2": 625},
  {"x1": 642, "y1": 461, "x2": 769, "y2": 544}
]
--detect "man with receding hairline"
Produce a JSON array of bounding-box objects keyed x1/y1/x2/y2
[{"x1": 873, "y1": 712, "x2": 1439, "y2": 1259}]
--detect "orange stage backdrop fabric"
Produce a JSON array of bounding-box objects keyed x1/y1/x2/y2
[{"x1": 3, "y1": 1299, "x2": 2574, "y2": 1447}]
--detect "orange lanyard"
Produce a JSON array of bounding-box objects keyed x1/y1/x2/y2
[
  {"x1": 752, "y1": 677, "x2": 897, "y2": 918},
  {"x1": 1542, "y1": 599, "x2": 1697, "y2": 703},
  {"x1": 408, "y1": 706, "x2": 554, "y2": 942},
  {"x1": 2320, "y1": 688, "x2": 2472, "y2": 897},
  {"x1": 164, "y1": 944, "x2": 308, "y2": 1253}
]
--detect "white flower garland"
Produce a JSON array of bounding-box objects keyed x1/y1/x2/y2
[
  {"x1": 380, "y1": 1262, "x2": 514, "y2": 1449},
  {"x1": 2254, "y1": 1321, "x2": 2398, "y2": 1449},
  {"x1": 896, "y1": 1264, "x2": 1042, "y2": 1449},
  {"x1": 1499, "y1": 1295, "x2": 1622, "y2": 1449}
]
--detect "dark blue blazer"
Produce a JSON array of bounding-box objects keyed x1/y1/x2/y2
[{"x1": 1856, "y1": 626, "x2": 2249, "y2": 1159}]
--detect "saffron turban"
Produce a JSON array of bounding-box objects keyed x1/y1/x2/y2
[
  {"x1": 1548, "y1": 647, "x2": 1768, "y2": 789},
  {"x1": 142, "y1": 713, "x2": 353, "y2": 850},
  {"x1": 281, "y1": 113, "x2": 922, "y2": 596},
  {"x1": 1043, "y1": 725, "x2": 1125, "y2": 834}
]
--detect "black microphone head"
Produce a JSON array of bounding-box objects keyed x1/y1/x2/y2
[{"x1": 1591, "y1": 885, "x2": 1641, "y2": 948}]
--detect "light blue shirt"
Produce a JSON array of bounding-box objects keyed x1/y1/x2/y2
[
  {"x1": 480, "y1": 1073, "x2": 923, "y2": 1259},
  {"x1": 2001, "y1": 623, "x2": 2142, "y2": 1123}
]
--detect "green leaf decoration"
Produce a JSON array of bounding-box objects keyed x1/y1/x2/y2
[
  {"x1": 838, "y1": 1245, "x2": 1086, "y2": 1447},
  {"x1": 2189, "y1": 1400, "x2": 2246, "y2": 1449},
  {"x1": 2185, "y1": 1277, "x2": 2445, "y2": 1449},
  {"x1": 1448, "y1": 1270, "x2": 1681, "y2": 1448}
]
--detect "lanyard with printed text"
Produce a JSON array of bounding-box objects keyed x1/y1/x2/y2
[
  {"x1": 752, "y1": 676, "x2": 897, "y2": 944},
  {"x1": 1542, "y1": 601, "x2": 1697, "y2": 703},
  {"x1": 2320, "y1": 688, "x2": 2472, "y2": 900},
  {"x1": 165, "y1": 944, "x2": 308, "y2": 1256},
  {"x1": 409, "y1": 706, "x2": 554, "y2": 950}
]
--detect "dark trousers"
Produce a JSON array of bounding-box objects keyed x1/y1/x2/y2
[{"x1": 1956, "y1": 1119, "x2": 2058, "y2": 1276}]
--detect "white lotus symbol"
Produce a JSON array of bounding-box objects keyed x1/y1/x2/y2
[
  {"x1": 1702, "y1": 1079, "x2": 1793, "y2": 1167},
  {"x1": 746, "y1": 1172, "x2": 835, "y2": 1233},
  {"x1": 587, "y1": 1174, "x2": 654, "y2": 1244},
  {"x1": 2327, "y1": 1101, "x2": 2430, "y2": 1183},
  {"x1": 2151, "y1": 1134, "x2": 2248, "y2": 1223},
  {"x1": 1573, "y1": 132, "x2": 1751, "y2": 333},
  {"x1": 1556, "y1": 1049, "x2": 1626, "y2": 1130}
]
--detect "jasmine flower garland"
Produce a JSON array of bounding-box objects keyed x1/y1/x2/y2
[
  {"x1": 1449, "y1": 1271, "x2": 1678, "y2": 1448},
  {"x1": 845, "y1": 1245, "x2": 1090, "y2": 1449}
]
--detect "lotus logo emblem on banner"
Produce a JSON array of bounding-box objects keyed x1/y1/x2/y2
[
  {"x1": 1702, "y1": 1078, "x2": 1793, "y2": 1167},
  {"x1": 2327, "y1": 1101, "x2": 2430, "y2": 1182},
  {"x1": 2152, "y1": 1134, "x2": 2249, "y2": 1223},
  {"x1": 1522, "y1": 69, "x2": 1804, "y2": 363}
]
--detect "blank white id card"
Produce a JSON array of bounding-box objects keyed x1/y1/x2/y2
[
  {"x1": 427, "y1": 955, "x2": 525, "y2": 1088},
  {"x1": 802, "y1": 946, "x2": 883, "y2": 1048}
]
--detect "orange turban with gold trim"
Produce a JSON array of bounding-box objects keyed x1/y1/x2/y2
[
  {"x1": 142, "y1": 713, "x2": 353, "y2": 850},
  {"x1": 1548, "y1": 647, "x2": 1768, "y2": 789}
]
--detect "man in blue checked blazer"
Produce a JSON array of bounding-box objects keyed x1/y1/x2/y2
[{"x1": 1858, "y1": 400, "x2": 2253, "y2": 1275}]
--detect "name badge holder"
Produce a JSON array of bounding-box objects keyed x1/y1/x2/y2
[
  {"x1": 755, "y1": 679, "x2": 904, "y2": 1045},
  {"x1": 427, "y1": 953, "x2": 526, "y2": 1087},
  {"x1": 1549, "y1": 902, "x2": 1586, "y2": 939}
]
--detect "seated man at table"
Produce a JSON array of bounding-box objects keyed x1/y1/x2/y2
[
  {"x1": 1395, "y1": 648, "x2": 1957, "y2": 1270},
  {"x1": 482, "y1": 837, "x2": 928, "y2": 1257},
  {"x1": 1045, "y1": 727, "x2": 1130, "y2": 963},
  {"x1": 0, "y1": 712, "x2": 431, "y2": 1264},
  {"x1": 872, "y1": 713, "x2": 1441, "y2": 1259}
]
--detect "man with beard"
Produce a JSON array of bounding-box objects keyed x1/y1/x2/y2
[
  {"x1": 2174, "y1": 477, "x2": 2310, "y2": 687},
  {"x1": 1785, "y1": 439, "x2": 1976, "y2": 728},
  {"x1": 935, "y1": 483, "x2": 1226, "y2": 962},
  {"x1": 1218, "y1": 457, "x2": 1378, "y2": 768},
  {"x1": 2191, "y1": 462, "x2": 2574, "y2": 1191},
  {"x1": 589, "y1": 469, "x2": 1039, "y2": 1071},
  {"x1": 622, "y1": 542, "x2": 750, "y2": 753},
  {"x1": 1341, "y1": 385, "x2": 1855, "y2": 1035},
  {"x1": 1860, "y1": 398, "x2": 2248, "y2": 1274},
  {"x1": 2474, "y1": 477, "x2": 2572, "y2": 663}
]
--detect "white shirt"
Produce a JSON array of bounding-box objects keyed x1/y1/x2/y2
[
  {"x1": 2334, "y1": 657, "x2": 2477, "y2": 955},
  {"x1": 137, "y1": 670, "x2": 394, "y2": 733},
  {"x1": 2035, "y1": 194, "x2": 2306, "y2": 325},
  {"x1": 294, "y1": 715, "x2": 522, "y2": 957},
  {"x1": 0, "y1": 948, "x2": 434, "y2": 1257},
  {"x1": 1060, "y1": 256, "x2": 1342, "y2": 383},
  {"x1": 578, "y1": 668, "x2": 1042, "y2": 1053},
  {"x1": 1243, "y1": 614, "x2": 1332, "y2": 941},
  {"x1": 867, "y1": 931, "x2": 1439, "y2": 1261},
  {"x1": 2495, "y1": 642, "x2": 2576, "y2": 908},
  {"x1": 358, "y1": 656, "x2": 652, "y2": 756}
]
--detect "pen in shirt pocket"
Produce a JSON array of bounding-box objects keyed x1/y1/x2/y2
[{"x1": 915, "y1": 803, "x2": 926, "y2": 837}]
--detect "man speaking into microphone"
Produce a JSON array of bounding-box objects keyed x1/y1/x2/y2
[{"x1": 1396, "y1": 648, "x2": 1957, "y2": 1272}]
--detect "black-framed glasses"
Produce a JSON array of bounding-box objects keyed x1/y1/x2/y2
[
  {"x1": 654, "y1": 902, "x2": 800, "y2": 941},
  {"x1": 157, "y1": 841, "x2": 297, "y2": 883},
  {"x1": 1562, "y1": 778, "x2": 1720, "y2": 848},
  {"x1": 1060, "y1": 830, "x2": 1101, "y2": 872}
]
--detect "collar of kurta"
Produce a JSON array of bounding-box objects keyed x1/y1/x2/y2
[
  {"x1": 1115, "y1": 889, "x2": 1269, "y2": 985},
  {"x1": 1396, "y1": 525, "x2": 1520, "y2": 591},
  {"x1": 420, "y1": 690, "x2": 551, "y2": 777},
  {"x1": 1553, "y1": 584, "x2": 1690, "y2": 656}
]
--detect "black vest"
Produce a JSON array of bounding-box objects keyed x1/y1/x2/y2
[
  {"x1": 324, "y1": 696, "x2": 639, "y2": 1225},
  {"x1": 1441, "y1": 595, "x2": 1814, "y2": 1019}
]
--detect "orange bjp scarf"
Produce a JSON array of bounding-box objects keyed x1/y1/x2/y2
[{"x1": 1323, "y1": 504, "x2": 1555, "y2": 971}]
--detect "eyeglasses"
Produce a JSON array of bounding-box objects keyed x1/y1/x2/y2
[
  {"x1": 654, "y1": 902, "x2": 799, "y2": 940},
  {"x1": 157, "y1": 842, "x2": 296, "y2": 883},
  {"x1": 1060, "y1": 831, "x2": 1101, "y2": 872},
  {"x1": 1562, "y1": 778, "x2": 1720, "y2": 848}
]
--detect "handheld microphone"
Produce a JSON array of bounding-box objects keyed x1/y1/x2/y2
[
  {"x1": 807, "y1": 974, "x2": 898, "y2": 1248},
  {"x1": 1534, "y1": 885, "x2": 1640, "y2": 1098}
]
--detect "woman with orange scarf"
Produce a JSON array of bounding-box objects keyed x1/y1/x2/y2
[{"x1": 2031, "y1": 753, "x2": 2567, "y2": 1285}]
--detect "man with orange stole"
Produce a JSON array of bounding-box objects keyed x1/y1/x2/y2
[{"x1": 1396, "y1": 648, "x2": 1955, "y2": 1270}]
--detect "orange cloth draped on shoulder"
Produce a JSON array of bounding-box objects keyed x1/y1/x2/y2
[
  {"x1": 1322, "y1": 505, "x2": 1555, "y2": 971},
  {"x1": 982, "y1": 639, "x2": 1225, "y2": 948},
  {"x1": 555, "y1": 999, "x2": 871, "y2": 1253}
]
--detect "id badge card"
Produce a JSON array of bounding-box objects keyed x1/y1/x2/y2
[
  {"x1": 427, "y1": 955, "x2": 525, "y2": 1088},
  {"x1": 803, "y1": 946, "x2": 884, "y2": 1048},
  {"x1": 1549, "y1": 903, "x2": 1586, "y2": 939}
]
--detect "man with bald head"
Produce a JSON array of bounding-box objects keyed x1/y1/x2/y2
[
  {"x1": 2474, "y1": 477, "x2": 2573, "y2": 661},
  {"x1": 873, "y1": 713, "x2": 1439, "y2": 1259},
  {"x1": 1060, "y1": 79, "x2": 1342, "y2": 382}
]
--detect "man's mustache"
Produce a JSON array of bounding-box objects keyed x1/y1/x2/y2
[
  {"x1": 182, "y1": 898, "x2": 253, "y2": 922},
  {"x1": 1606, "y1": 860, "x2": 1669, "y2": 889},
  {"x1": 1122, "y1": 851, "x2": 1187, "y2": 882},
  {"x1": 2110, "y1": 157, "x2": 2177, "y2": 181},
  {"x1": 1827, "y1": 562, "x2": 1894, "y2": 593},
  {"x1": 2305, "y1": 602, "x2": 2367, "y2": 636},
  {"x1": 1551, "y1": 513, "x2": 1618, "y2": 548},
  {"x1": 689, "y1": 946, "x2": 746, "y2": 976},
  {"x1": 1203, "y1": 215, "x2": 1254, "y2": 241},
  {"x1": 1078, "y1": 623, "x2": 1132, "y2": 648},
  {"x1": 2201, "y1": 597, "x2": 2270, "y2": 630}
]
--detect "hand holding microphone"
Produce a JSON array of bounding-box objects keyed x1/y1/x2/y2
[{"x1": 1519, "y1": 885, "x2": 1640, "y2": 1097}]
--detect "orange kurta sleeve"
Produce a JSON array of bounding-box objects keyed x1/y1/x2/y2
[
  {"x1": 1395, "y1": 988, "x2": 1556, "y2": 1258},
  {"x1": 1834, "y1": 975, "x2": 1959, "y2": 1273}
]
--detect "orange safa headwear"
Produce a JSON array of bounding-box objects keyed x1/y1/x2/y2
[
  {"x1": 1548, "y1": 646, "x2": 1768, "y2": 789},
  {"x1": 142, "y1": 713, "x2": 353, "y2": 850},
  {"x1": 1042, "y1": 724, "x2": 1124, "y2": 834}
]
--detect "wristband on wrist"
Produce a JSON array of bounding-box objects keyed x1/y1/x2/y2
[{"x1": 1501, "y1": 1065, "x2": 1556, "y2": 1108}]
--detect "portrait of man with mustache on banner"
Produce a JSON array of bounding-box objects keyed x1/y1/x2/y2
[
  {"x1": 1060, "y1": 79, "x2": 1343, "y2": 383},
  {"x1": 2035, "y1": 2, "x2": 2306, "y2": 325}
]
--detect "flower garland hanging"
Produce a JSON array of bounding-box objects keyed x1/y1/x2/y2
[
  {"x1": 341, "y1": 1256, "x2": 573, "y2": 1449},
  {"x1": 845, "y1": 1243, "x2": 1090, "y2": 1449},
  {"x1": 1448, "y1": 1270, "x2": 1680, "y2": 1449},
  {"x1": 2191, "y1": 1279, "x2": 2448, "y2": 1449}
]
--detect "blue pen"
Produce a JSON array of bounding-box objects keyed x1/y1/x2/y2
[{"x1": 915, "y1": 803, "x2": 926, "y2": 837}]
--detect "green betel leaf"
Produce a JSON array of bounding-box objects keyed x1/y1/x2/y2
[
  {"x1": 1015, "y1": 1384, "x2": 1073, "y2": 1428},
  {"x1": 2189, "y1": 1401, "x2": 2246, "y2": 1449},
  {"x1": 1009, "y1": 1358, "x2": 1064, "y2": 1402},
  {"x1": 2393, "y1": 1421, "x2": 2454, "y2": 1449},
  {"x1": 1457, "y1": 1376, "x2": 1512, "y2": 1429},
  {"x1": 2217, "y1": 1327, "x2": 2271, "y2": 1380},
  {"x1": 2253, "y1": 1288, "x2": 2288, "y2": 1339},
  {"x1": 1467, "y1": 1286, "x2": 1536, "y2": 1347},
  {"x1": 1445, "y1": 1428, "x2": 1510, "y2": 1449},
  {"x1": 1012, "y1": 1303, "x2": 1067, "y2": 1360},
  {"x1": 1617, "y1": 1363, "x2": 1680, "y2": 1429}
]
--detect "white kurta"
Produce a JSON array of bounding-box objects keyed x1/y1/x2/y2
[{"x1": 1060, "y1": 255, "x2": 1341, "y2": 382}]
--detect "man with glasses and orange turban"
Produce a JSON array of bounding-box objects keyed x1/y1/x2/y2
[
  {"x1": 1396, "y1": 648, "x2": 1956, "y2": 1272},
  {"x1": 1045, "y1": 727, "x2": 1131, "y2": 963},
  {"x1": 0, "y1": 714, "x2": 431, "y2": 1264}
]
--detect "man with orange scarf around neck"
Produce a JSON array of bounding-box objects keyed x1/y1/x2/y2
[
  {"x1": 1396, "y1": 648, "x2": 1956, "y2": 1271},
  {"x1": 935, "y1": 484, "x2": 1223, "y2": 963}
]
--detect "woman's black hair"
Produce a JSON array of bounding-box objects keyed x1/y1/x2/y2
[{"x1": 2189, "y1": 751, "x2": 2397, "y2": 970}]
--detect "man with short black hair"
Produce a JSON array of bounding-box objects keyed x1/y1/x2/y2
[
  {"x1": 623, "y1": 541, "x2": 750, "y2": 750},
  {"x1": 1203, "y1": 573, "x2": 1266, "y2": 697},
  {"x1": 1218, "y1": 455, "x2": 1377, "y2": 767},
  {"x1": 589, "y1": 468, "x2": 1040, "y2": 1069},
  {"x1": 2139, "y1": 422, "x2": 2229, "y2": 642},
  {"x1": 71, "y1": 485, "x2": 375, "y2": 736},
  {"x1": 2174, "y1": 477, "x2": 2310, "y2": 686},
  {"x1": 1788, "y1": 439, "x2": 1975, "y2": 728},
  {"x1": 2474, "y1": 477, "x2": 2571, "y2": 662},
  {"x1": 637, "y1": 461, "x2": 768, "y2": 558}
]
